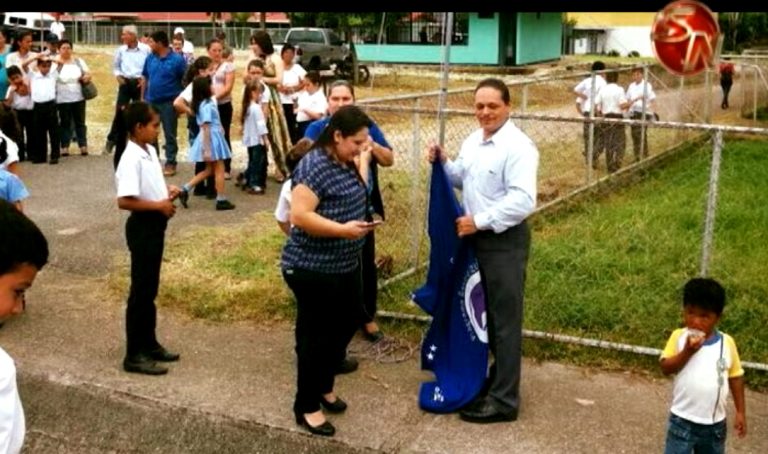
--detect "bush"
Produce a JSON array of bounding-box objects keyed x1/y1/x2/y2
[
  {"x1": 607, "y1": 49, "x2": 620, "y2": 57},
  {"x1": 628, "y1": 50, "x2": 640, "y2": 58}
]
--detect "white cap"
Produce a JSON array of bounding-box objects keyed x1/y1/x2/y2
[{"x1": 174, "y1": 27, "x2": 185, "y2": 35}]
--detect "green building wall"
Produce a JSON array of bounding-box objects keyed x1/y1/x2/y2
[
  {"x1": 515, "y1": 13, "x2": 562, "y2": 65},
  {"x1": 355, "y1": 12, "x2": 562, "y2": 66},
  {"x1": 355, "y1": 13, "x2": 499, "y2": 65}
]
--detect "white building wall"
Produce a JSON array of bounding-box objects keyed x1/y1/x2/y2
[{"x1": 605, "y1": 26, "x2": 653, "y2": 57}]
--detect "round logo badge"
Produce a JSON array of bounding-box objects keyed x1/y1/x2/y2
[
  {"x1": 651, "y1": 1, "x2": 720, "y2": 76},
  {"x1": 464, "y1": 271, "x2": 488, "y2": 344}
]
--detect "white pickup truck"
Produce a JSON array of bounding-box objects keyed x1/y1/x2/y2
[{"x1": 275, "y1": 27, "x2": 349, "y2": 70}]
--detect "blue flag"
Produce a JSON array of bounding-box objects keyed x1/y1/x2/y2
[{"x1": 412, "y1": 161, "x2": 488, "y2": 413}]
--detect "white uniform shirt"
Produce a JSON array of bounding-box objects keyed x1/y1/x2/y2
[
  {"x1": 661, "y1": 328, "x2": 744, "y2": 425},
  {"x1": 5, "y1": 52, "x2": 37, "y2": 74},
  {"x1": 274, "y1": 179, "x2": 292, "y2": 224},
  {"x1": 29, "y1": 69, "x2": 58, "y2": 104},
  {"x1": 444, "y1": 120, "x2": 539, "y2": 233},
  {"x1": 182, "y1": 40, "x2": 194, "y2": 55},
  {"x1": 595, "y1": 83, "x2": 627, "y2": 116},
  {"x1": 295, "y1": 89, "x2": 328, "y2": 123},
  {"x1": 0, "y1": 132, "x2": 20, "y2": 171},
  {"x1": 626, "y1": 79, "x2": 656, "y2": 113},
  {"x1": 5, "y1": 86, "x2": 33, "y2": 111},
  {"x1": 115, "y1": 140, "x2": 169, "y2": 201},
  {"x1": 242, "y1": 102, "x2": 268, "y2": 147},
  {"x1": 180, "y1": 83, "x2": 193, "y2": 104},
  {"x1": 0, "y1": 347, "x2": 25, "y2": 454},
  {"x1": 279, "y1": 64, "x2": 307, "y2": 105},
  {"x1": 56, "y1": 59, "x2": 88, "y2": 104},
  {"x1": 574, "y1": 74, "x2": 606, "y2": 114}
]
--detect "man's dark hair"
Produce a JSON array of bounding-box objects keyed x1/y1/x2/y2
[
  {"x1": 683, "y1": 278, "x2": 726, "y2": 315},
  {"x1": 591, "y1": 60, "x2": 606, "y2": 71},
  {"x1": 475, "y1": 78, "x2": 510, "y2": 104},
  {"x1": 281, "y1": 42, "x2": 295, "y2": 56},
  {"x1": 6, "y1": 65, "x2": 22, "y2": 79},
  {"x1": 305, "y1": 70, "x2": 321, "y2": 86},
  {"x1": 0, "y1": 199, "x2": 49, "y2": 274},
  {"x1": 150, "y1": 30, "x2": 169, "y2": 47}
]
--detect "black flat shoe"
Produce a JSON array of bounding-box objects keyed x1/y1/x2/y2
[
  {"x1": 123, "y1": 354, "x2": 168, "y2": 376},
  {"x1": 147, "y1": 346, "x2": 180, "y2": 362},
  {"x1": 335, "y1": 357, "x2": 358, "y2": 375},
  {"x1": 459, "y1": 399, "x2": 517, "y2": 424},
  {"x1": 319, "y1": 396, "x2": 347, "y2": 413},
  {"x1": 295, "y1": 412, "x2": 335, "y2": 437}
]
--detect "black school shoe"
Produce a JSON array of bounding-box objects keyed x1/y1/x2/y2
[
  {"x1": 123, "y1": 354, "x2": 168, "y2": 376},
  {"x1": 216, "y1": 200, "x2": 236, "y2": 211},
  {"x1": 147, "y1": 346, "x2": 180, "y2": 362}
]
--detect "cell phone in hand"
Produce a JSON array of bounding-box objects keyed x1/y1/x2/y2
[{"x1": 367, "y1": 220, "x2": 383, "y2": 227}]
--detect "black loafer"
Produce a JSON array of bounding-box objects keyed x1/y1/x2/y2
[
  {"x1": 319, "y1": 396, "x2": 347, "y2": 413},
  {"x1": 459, "y1": 399, "x2": 517, "y2": 424},
  {"x1": 295, "y1": 412, "x2": 335, "y2": 437},
  {"x1": 336, "y1": 357, "x2": 358, "y2": 375},
  {"x1": 123, "y1": 355, "x2": 168, "y2": 376},
  {"x1": 147, "y1": 347, "x2": 180, "y2": 362}
]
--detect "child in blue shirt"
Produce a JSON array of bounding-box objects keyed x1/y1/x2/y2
[{"x1": 0, "y1": 169, "x2": 29, "y2": 212}]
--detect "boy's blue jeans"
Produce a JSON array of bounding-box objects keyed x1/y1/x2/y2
[
  {"x1": 664, "y1": 413, "x2": 726, "y2": 454},
  {"x1": 246, "y1": 144, "x2": 268, "y2": 189}
]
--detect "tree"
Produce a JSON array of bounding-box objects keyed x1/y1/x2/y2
[
  {"x1": 231, "y1": 12, "x2": 253, "y2": 48},
  {"x1": 207, "y1": 12, "x2": 223, "y2": 35}
]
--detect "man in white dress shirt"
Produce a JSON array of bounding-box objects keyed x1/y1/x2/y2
[
  {"x1": 428, "y1": 78, "x2": 539, "y2": 424},
  {"x1": 50, "y1": 13, "x2": 65, "y2": 40},
  {"x1": 104, "y1": 25, "x2": 151, "y2": 154},
  {"x1": 594, "y1": 71, "x2": 628, "y2": 173}
]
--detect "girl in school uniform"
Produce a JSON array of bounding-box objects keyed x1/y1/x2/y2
[
  {"x1": 240, "y1": 79, "x2": 270, "y2": 195},
  {"x1": 114, "y1": 102, "x2": 181, "y2": 376},
  {"x1": 177, "y1": 77, "x2": 235, "y2": 211}
]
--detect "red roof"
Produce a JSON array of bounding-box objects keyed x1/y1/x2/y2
[{"x1": 57, "y1": 12, "x2": 289, "y2": 24}]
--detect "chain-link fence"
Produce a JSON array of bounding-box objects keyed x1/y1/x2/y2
[
  {"x1": 69, "y1": 23, "x2": 287, "y2": 49},
  {"x1": 359, "y1": 65, "x2": 768, "y2": 371}
]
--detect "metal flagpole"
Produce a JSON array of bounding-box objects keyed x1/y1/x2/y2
[
  {"x1": 437, "y1": 12, "x2": 454, "y2": 147},
  {"x1": 39, "y1": 13, "x2": 45, "y2": 51}
]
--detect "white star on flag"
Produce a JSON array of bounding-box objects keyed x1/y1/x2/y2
[
  {"x1": 427, "y1": 352, "x2": 434, "y2": 361},
  {"x1": 430, "y1": 345, "x2": 438, "y2": 352}
]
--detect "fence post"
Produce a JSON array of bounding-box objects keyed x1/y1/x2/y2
[
  {"x1": 700, "y1": 130, "x2": 723, "y2": 277},
  {"x1": 704, "y1": 69, "x2": 712, "y2": 123},
  {"x1": 586, "y1": 73, "x2": 596, "y2": 184},
  {"x1": 411, "y1": 98, "x2": 422, "y2": 269},
  {"x1": 677, "y1": 75, "x2": 685, "y2": 142},
  {"x1": 520, "y1": 83, "x2": 528, "y2": 132},
  {"x1": 640, "y1": 65, "x2": 649, "y2": 159},
  {"x1": 753, "y1": 66, "x2": 758, "y2": 122}
]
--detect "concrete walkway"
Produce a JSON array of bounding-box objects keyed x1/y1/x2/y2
[{"x1": 2, "y1": 148, "x2": 765, "y2": 453}]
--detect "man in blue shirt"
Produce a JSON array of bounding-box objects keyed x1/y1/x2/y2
[{"x1": 141, "y1": 30, "x2": 186, "y2": 176}]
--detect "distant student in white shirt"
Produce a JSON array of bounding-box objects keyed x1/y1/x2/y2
[
  {"x1": 50, "y1": 14, "x2": 65, "y2": 40},
  {"x1": 625, "y1": 68, "x2": 657, "y2": 162},
  {"x1": 274, "y1": 137, "x2": 314, "y2": 235},
  {"x1": 594, "y1": 71, "x2": 628, "y2": 173},
  {"x1": 25, "y1": 55, "x2": 59, "y2": 164},
  {"x1": 573, "y1": 61, "x2": 607, "y2": 166},
  {"x1": 5, "y1": 66, "x2": 34, "y2": 162},
  {"x1": 0, "y1": 197, "x2": 49, "y2": 453},
  {"x1": 240, "y1": 79, "x2": 270, "y2": 194},
  {"x1": 295, "y1": 71, "x2": 328, "y2": 139},
  {"x1": 114, "y1": 102, "x2": 181, "y2": 376}
]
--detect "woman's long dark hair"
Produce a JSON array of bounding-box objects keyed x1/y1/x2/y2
[
  {"x1": 191, "y1": 76, "x2": 212, "y2": 116},
  {"x1": 314, "y1": 105, "x2": 372, "y2": 158},
  {"x1": 182, "y1": 56, "x2": 212, "y2": 86},
  {"x1": 240, "y1": 79, "x2": 261, "y2": 126},
  {"x1": 113, "y1": 102, "x2": 158, "y2": 170}
]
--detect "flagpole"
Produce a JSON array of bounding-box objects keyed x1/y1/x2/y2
[{"x1": 437, "y1": 12, "x2": 453, "y2": 147}]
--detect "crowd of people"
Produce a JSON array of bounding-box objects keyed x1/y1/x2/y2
[{"x1": 0, "y1": 22, "x2": 750, "y2": 453}]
